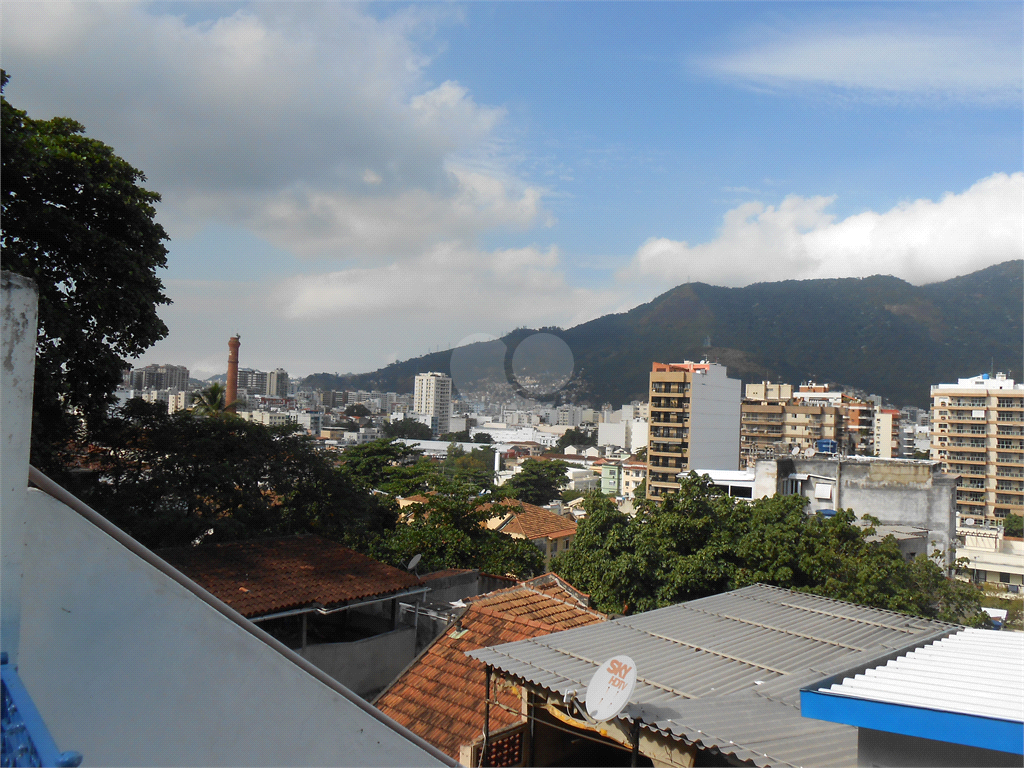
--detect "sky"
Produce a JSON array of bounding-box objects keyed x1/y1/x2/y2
[{"x1": 3, "y1": 1, "x2": 1022, "y2": 380}]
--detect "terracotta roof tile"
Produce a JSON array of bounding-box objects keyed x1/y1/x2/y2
[
  {"x1": 158, "y1": 535, "x2": 421, "y2": 619},
  {"x1": 477, "y1": 498, "x2": 578, "y2": 541},
  {"x1": 375, "y1": 583, "x2": 604, "y2": 758}
]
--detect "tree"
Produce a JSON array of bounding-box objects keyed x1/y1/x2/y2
[
  {"x1": 190, "y1": 383, "x2": 234, "y2": 418},
  {"x1": 439, "y1": 428, "x2": 471, "y2": 442},
  {"x1": 1004, "y1": 513, "x2": 1023, "y2": 538},
  {"x1": 345, "y1": 403, "x2": 371, "y2": 418},
  {"x1": 553, "y1": 427, "x2": 596, "y2": 454},
  {"x1": 373, "y1": 480, "x2": 543, "y2": 578},
  {"x1": 504, "y1": 458, "x2": 570, "y2": 505},
  {"x1": 77, "y1": 400, "x2": 393, "y2": 550},
  {"x1": 1, "y1": 72, "x2": 170, "y2": 472},
  {"x1": 382, "y1": 419, "x2": 433, "y2": 440},
  {"x1": 553, "y1": 473, "x2": 988, "y2": 625},
  {"x1": 338, "y1": 437, "x2": 433, "y2": 497}
]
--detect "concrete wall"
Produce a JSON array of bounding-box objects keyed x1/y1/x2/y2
[
  {"x1": 1, "y1": 273, "x2": 448, "y2": 767},
  {"x1": 14, "y1": 488, "x2": 447, "y2": 766},
  {"x1": 755, "y1": 457, "x2": 957, "y2": 567},
  {"x1": 689, "y1": 365, "x2": 741, "y2": 471},
  {"x1": 1, "y1": 272, "x2": 37, "y2": 668},
  {"x1": 302, "y1": 626, "x2": 416, "y2": 699}
]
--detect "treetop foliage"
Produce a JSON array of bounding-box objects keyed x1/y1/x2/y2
[
  {"x1": 553, "y1": 473, "x2": 987, "y2": 626},
  {"x1": 504, "y1": 457, "x2": 571, "y2": 506},
  {"x1": 1, "y1": 71, "x2": 170, "y2": 471}
]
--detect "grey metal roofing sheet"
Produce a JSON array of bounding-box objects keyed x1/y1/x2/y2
[{"x1": 467, "y1": 584, "x2": 956, "y2": 768}]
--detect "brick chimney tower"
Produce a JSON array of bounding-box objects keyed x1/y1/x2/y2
[{"x1": 226, "y1": 335, "x2": 240, "y2": 409}]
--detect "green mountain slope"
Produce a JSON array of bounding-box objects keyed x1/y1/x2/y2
[{"x1": 302, "y1": 260, "x2": 1023, "y2": 408}]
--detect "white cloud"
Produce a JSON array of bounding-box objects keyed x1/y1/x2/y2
[
  {"x1": 624, "y1": 172, "x2": 1023, "y2": 288},
  {"x1": 707, "y1": 29, "x2": 1022, "y2": 104},
  {"x1": 1, "y1": 2, "x2": 544, "y2": 253}
]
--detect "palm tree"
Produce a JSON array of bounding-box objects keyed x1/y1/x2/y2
[{"x1": 190, "y1": 382, "x2": 237, "y2": 418}]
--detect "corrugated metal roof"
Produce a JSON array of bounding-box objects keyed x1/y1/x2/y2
[
  {"x1": 467, "y1": 584, "x2": 956, "y2": 768},
  {"x1": 819, "y1": 627, "x2": 1023, "y2": 722}
]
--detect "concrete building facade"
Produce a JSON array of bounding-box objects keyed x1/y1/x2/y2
[
  {"x1": 413, "y1": 372, "x2": 452, "y2": 438},
  {"x1": 931, "y1": 373, "x2": 1024, "y2": 525},
  {"x1": 753, "y1": 456, "x2": 958, "y2": 567},
  {"x1": 647, "y1": 362, "x2": 741, "y2": 499}
]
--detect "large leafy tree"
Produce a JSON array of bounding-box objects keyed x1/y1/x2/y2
[
  {"x1": 1, "y1": 72, "x2": 170, "y2": 472},
  {"x1": 505, "y1": 458, "x2": 570, "y2": 505},
  {"x1": 373, "y1": 479, "x2": 544, "y2": 578},
  {"x1": 554, "y1": 473, "x2": 987, "y2": 625},
  {"x1": 79, "y1": 399, "x2": 394, "y2": 550}
]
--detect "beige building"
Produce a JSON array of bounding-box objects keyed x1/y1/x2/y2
[
  {"x1": 740, "y1": 382, "x2": 843, "y2": 468},
  {"x1": 873, "y1": 408, "x2": 901, "y2": 459},
  {"x1": 931, "y1": 373, "x2": 1024, "y2": 524},
  {"x1": 413, "y1": 372, "x2": 452, "y2": 438},
  {"x1": 647, "y1": 361, "x2": 741, "y2": 499}
]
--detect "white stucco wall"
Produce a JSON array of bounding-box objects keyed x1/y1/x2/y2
[
  {"x1": 16, "y1": 490, "x2": 448, "y2": 767},
  {"x1": 688, "y1": 365, "x2": 741, "y2": 471}
]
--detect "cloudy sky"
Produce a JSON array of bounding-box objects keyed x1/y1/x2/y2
[{"x1": 3, "y1": 2, "x2": 1021, "y2": 379}]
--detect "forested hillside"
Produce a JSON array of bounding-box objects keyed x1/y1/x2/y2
[{"x1": 303, "y1": 260, "x2": 1023, "y2": 408}]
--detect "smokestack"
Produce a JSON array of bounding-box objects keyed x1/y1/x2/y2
[{"x1": 226, "y1": 335, "x2": 240, "y2": 408}]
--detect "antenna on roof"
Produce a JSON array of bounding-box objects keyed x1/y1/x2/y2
[
  {"x1": 584, "y1": 655, "x2": 637, "y2": 722},
  {"x1": 406, "y1": 553, "x2": 422, "y2": 577}
]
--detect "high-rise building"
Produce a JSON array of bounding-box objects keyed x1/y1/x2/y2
[
  {"x1": 236, "y1": 368, "x2": 268, "y2": 394},
  {"x1": 646, "y1": 362, "x2": 741, "y2": 499},
  {"x1": 267, "y1": 368, "x2": 289, "y2": 397},
  {"x1": 127, "y1": 364, "x2": 190, "y2": 392},
  {"x1": 931, "y1": 373, "x2": 1024, "y2": 524},
  {"x1": 873, "y1": 409, "x2": 901, "y2": 459},
  {"x1": 413, "y1": 372, "x2": 452, "y2": 438}
]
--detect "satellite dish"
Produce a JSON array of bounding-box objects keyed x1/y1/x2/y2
[
  {"x1": 790, "y1": 445, "x2": 800, "y2": 456},
  {"x1": 406, "y1": 553, "x2": 422, "y2": 571},
  {"x1": 585, "y1": 655, "x2": 637, "y2": 722},
  {"x1": 964, "y1": 518, "x2": 975, "y2": 527},
  {"x1": 803, "y1": 446, "x2": 816, "y2": 457}
]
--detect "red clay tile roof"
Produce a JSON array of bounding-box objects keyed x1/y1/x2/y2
[
  {"x1": 420, "y1": 568, "x2": 475, "y2": 582},
  {"x1": 158, "y1": 535, "x2": 421, "y2": 619},
  {"x1": 375, "y1": 582, "x2": 604, "y2": 758},
  {"x1": 489, "y1": 499, "x2": 577, "y2": 540}
]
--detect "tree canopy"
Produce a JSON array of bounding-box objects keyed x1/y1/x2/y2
[
  {"x1": 77, "y1": 400, "x2": 393, "y2": 550},
  {"x1": 553, "y1": 427, "x2": 596, "y2": 453},
  {"x1": 505, "y1": 458, "x2": 571, "y2": 505},
  {"x1": 382, "y1": 418, "x2": 433, "y2": 440},
  {"x1": 1, "y1": 72, "x2": 170, "y2": 472},
  {"x1": 553, "y1": 473, "x2": 987, "y2": 625},
  {"x1": 1004, "y1": 513, "x2": 1023, "y2": 538},
  {"x1": 372, "y1": 480, "x2": 543, "y2": 578}
]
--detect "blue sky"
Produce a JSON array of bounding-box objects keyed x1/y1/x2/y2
[{"x1": 3, "y1": 2, "x2": 1021, "y2": 379}]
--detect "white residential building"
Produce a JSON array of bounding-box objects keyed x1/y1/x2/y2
[
  {"x1": 413, "y1": 372, "x2": 452, "y2": 438},
  {"x1": 931, "y1": 373, "x2": 1024, "y2": 524}
]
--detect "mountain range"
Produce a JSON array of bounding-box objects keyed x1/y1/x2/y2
[{"x1": 302, "y1": 260, "x2": 1023, "y2": 409}]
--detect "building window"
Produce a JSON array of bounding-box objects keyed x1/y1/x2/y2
[{"x1": 1000, "y1": 572, "x2": 1011, "y2": 584}]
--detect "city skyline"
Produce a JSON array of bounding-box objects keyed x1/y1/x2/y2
[{"x1": 3, "y1": 1, "x2": 1021, "y2": 378}]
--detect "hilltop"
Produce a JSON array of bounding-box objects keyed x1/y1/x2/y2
[{"x1": 302, "y1": 260, "x2": 1023, "y2": 409}]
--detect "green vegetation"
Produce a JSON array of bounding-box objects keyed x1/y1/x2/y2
[
  {"x1": 1, "y1": 72, "x2": 170, "y2": 472},
  {"x1": 372, "y1": 480, "x2": 543, "y2": 578},
  {"x1": 1003, "y1": 513, "x2": 1023, "y2": 538},
  {"x1": 382, "y1": 418, "x2": 433, "y2": 440},
  {"x1": 505, "y1": 458, "x2": 571, "y2": 505},
  {"x1": 552, "y1": 427, "x2": 597, "y2": 453},
  {"x1": 553, "y1": 473, "x2": 988, "y2": 625},
  {"x1": 190, "y1": 383, "x2": 234, "y2": 418}
]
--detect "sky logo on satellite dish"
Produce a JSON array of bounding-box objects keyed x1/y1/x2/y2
[{"x1": 585, "y1": 655, "x2": 637, "y2": 722}]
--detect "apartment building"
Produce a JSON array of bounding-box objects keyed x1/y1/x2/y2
[
  {"x1": 267, "y1": 368, "x2": 289, "y2": 397},
  {"x1": 873, "y1": 408, "x2": 901, "y2": 458},
  {"x1": 647, "y1": 362, "x2": 741, "y2": 499},
  {"x1": 125, "y1": 363, "x2": 190, "y2": 392},
  {"x1": 931, "y1": 373, "x2": 1024, "y2": 524},
  {"x1": 413, "y1": 372, "x2": 452, "y2": 438},
  {"x1": 740, "y1": 383, "x2": 843, "y2": 468}
]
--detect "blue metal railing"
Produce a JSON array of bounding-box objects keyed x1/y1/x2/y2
[{"x1": 0, "y1": 653, "x2": 81, "y2": 768}]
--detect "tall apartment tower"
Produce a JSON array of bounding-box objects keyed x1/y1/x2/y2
[
  {"x1": 646, "y1": 362, "x2": 741, "y2": 499},
  {"x1": 267, "y1": 368, "x2": 289, "y2": 397},
  {"x1": 931, "y1": 373, "x2": 1024, "y2": 524},
  {"x1": 413, "y1": 372, "x2": 452, "y2": 438}
]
